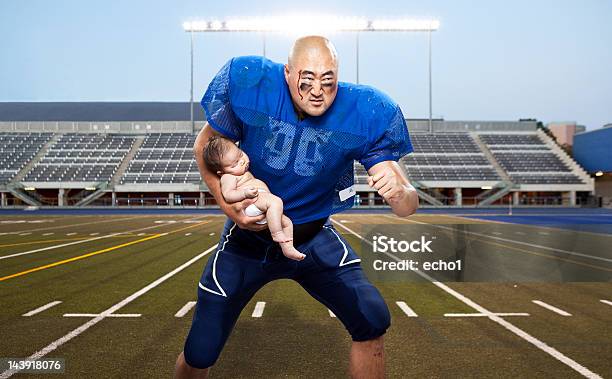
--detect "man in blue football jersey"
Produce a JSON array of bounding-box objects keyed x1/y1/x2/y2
[{"x1": 175, "y1": 36, "x2": 418, "y2": 379}]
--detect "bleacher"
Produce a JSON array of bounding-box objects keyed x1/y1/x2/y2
[
  {"x1": 480, "y1": 133, "x2": 585, "y2": 185},
  {"x1": 401, "y1": 133, "x2": 500, "y2": 183},
  {"x1": 23, "y1": 134, "x2": 134, "y2": 183},
  {"x1": 120, "y1": 133, "x2": 201, "y2": 184},
  {"x1": 0, "y1": 132, "x2": 53, "y2": 184}
]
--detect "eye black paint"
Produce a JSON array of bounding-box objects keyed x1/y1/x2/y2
[{"x1": 297, "y1": 70, "x2": 304, "y2": 100}]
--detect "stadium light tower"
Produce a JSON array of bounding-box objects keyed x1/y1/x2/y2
[{"x1": 183, "y1": 16, "x2": 440, "y2": 133}]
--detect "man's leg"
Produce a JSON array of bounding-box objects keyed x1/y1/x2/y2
[
  {"x1": 296, "y1": 226, "x2": 390, "y2": 378},
  {"x1": 175, "y1": 221, "x2": 269, "y2": 378},
  {"x1": 349, "y1": 336, "x2": 385, "y2": 379},
  {"x1": 175, "y1": 351, "x2": 209, "y2": 379}
]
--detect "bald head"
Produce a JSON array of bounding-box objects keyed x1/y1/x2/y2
[
  {"x1": 288, "y1": 36, "x2": 338, "y2": 68},
  {"x1": 284, "y1": 36, "x2": 340, "y2": 118}
]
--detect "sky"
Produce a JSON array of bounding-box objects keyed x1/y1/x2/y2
[{"x1": 1, "y1": 0, "x2": 610, "y2": 130}]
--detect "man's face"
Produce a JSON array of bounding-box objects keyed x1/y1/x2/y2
[
  {"x1": 219, "y1": 144, "x2": 250, "y2": 176},
  {"x1": 284, "y1": 52, "x2": 338, "y2": 118}
]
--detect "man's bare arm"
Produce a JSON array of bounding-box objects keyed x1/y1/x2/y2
[
  {"x1": 194, "y1": 123, "x2": 266, "y2": 230},
  {"x1": 367, "y1": 160, "x2": 418, "y2": 217}
]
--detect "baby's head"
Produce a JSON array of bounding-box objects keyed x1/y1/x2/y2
[{"x1": 203, "y1": 135, "x2": 250, "y2": 176}]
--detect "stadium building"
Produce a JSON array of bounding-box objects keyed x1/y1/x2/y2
[
  {"x1": 0, "y1": 102, "x2": 594, "y2": 208},
  {"x1": 573, "y1": 125, "x2": 612, "y2": 208}
]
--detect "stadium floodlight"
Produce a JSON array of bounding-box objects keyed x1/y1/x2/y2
[
  {"x1": 595, "y1": 171, "x2": 603, "y2": 177},
  {"x1": 183, "y1": 16, "x2": 440, "y2": 132},
  {"x1": 182, "y1": 17, "x2": 438, "y2": 32}
]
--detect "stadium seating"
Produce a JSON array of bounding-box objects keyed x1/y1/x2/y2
[
  {"x1": 411, "y1": 133, "x2": 481, "y2": 153},
  {"x1": 401, "y1": 133, "x2": 500, "y2": 182},
  {"x1": 480, "y1": 133, "x2": 585, "y2": 184},
  {"x1": 23, "y1": 134, "x2": 134, "y2": 183},
  {"x1": 0, "y1": 132, "x2": 53, "y2": 184},
  {"x1": 120, "y1": 133, "x2": 201, "y2": 184}
]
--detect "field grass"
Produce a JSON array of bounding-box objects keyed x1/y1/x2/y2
[{"x1": 0, "y1": 212, "x2": 610, "y2": 378}]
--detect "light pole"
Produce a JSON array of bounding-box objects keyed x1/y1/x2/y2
[
  {"x1": 183, "y1": 17, "x2": 439, "y2": 133},
  {"x1": 190, "y1": 30, "x2": 194, "y2": 132}
]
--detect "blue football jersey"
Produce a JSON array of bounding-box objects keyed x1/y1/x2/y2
[{"x1": 202, "y1": 56, "x2": 413, "y2": 224}]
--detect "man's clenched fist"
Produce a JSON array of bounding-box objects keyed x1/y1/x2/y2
[{"x1": 367, "y1": 168, "x2": 406, "y2": 203}]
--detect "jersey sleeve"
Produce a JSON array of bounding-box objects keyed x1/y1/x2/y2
[
  {"x1": 201, "y1": 59, "x2": 243, "y2": 141},
  {"x1": 358, "y1": 105, "x2": 413, "y2": 171}
]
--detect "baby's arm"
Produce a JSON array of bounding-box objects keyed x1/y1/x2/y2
[{"x1": 220, "y1": 174, "x2": 258, "y2": 203}]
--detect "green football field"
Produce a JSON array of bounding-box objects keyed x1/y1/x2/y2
[{"x1": 0, "y1": 213, "x2": 610, "y2": 378}]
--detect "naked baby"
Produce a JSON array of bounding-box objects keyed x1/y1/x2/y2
[{"x1": 203, "y1": 135, "x2": 305, "y2": 261}]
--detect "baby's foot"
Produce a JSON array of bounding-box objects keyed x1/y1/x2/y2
[{"x1": 279, "y1": 241, "x2": 306, "y2": 261}]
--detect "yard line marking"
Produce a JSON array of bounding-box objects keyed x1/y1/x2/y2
[
  {"x1": 328, "y1": 309, "x2": 336, "y2": 318},
  {"x1": 63, "y1": 313, "x2": 141, "y2": 318},
  {"x1": 382, "y1": 215, "x2": 612, "y2": 264},
  {"x1": 444, "y1": 313, "x2": 529, "y2": 317},
  {"x1": 252, "y1": 302, "x2": 266, "y2": 318},
  {"x1": 532, "y1": 300, "x2": 572, "y2": 316},
  {"x1": 0, "y1": 218, "x2": 209, "y2": 261},
  {"x1": 22, "y1": 301, "x2": 62, "y2": 317},
  {"x1": 175, "y1": 301, "x2": 197, "y2": 318},
  {"x1": 0, "y1": 216, "x2": 139, "y2": 234},
  {"x1": 492, "y1": 232, "x2": 503, "y2": 235},
  {"x1": 470, "y1": 236, "x2": 612, "y2": 273},
  {"x1": 0, "y1": 243, "x2": 218, "y2": 379},
  {"x1": 600, "y1": 300, "x2": 612, "y2": 307},
  {"x1": 185, "y1": 233, "x2": 192, "y2": 236},
  {"x1": 0, "y1": 237, "x2": 92, "y2": 248},
  {"x1": 396, "y1": 301, "x2": 418, "y2": 317},
  {"x1": 19, "y1": 233, "x2": 31, "y2": 236},
  {"x1": 538, "y1": 231, "x2": 550, "y2": 235},
  {"x1": 66, "y1": 233, "x2": 77, "y2": 236},
  {"x1": 209, "y1": 232, "x2": 215, "y2": 236},
  {"x1": 43, "y1": 233, "x2": 54, "y2": 236},
  {"x1": 331, "y1": 218, "x2": 602, "y2": 379},
  {"x1": 137, "y1": 233, "x2": 145, "y2": 236},
  {"x1": 0, "y1": 234, "x2": 164, "y2": 282},
  {"x1": 89, "y1": 233, "x2": 99, "y2": 236}
]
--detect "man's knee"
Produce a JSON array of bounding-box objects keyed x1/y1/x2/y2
[
  {"x1": 175, "y1": 351, "x2": 210, "y2": 379},
  {"x1": 350, "y1": 284, "x2": 391, "y2": 341},
  {"x1": 183, "y1": 343, "x2": 220, "y2": 370}
]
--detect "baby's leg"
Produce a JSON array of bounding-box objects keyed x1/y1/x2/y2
[{"x1": 255, "y1": 193, "x2": 305, "y2": 261}]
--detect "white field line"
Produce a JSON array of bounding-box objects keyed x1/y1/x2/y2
[
  {"x1": 0, "y1": 243, "x2": 218, "y2": 379},
  {"x1": 382, "y1": 215, "x2": 612, "y2": 264},
  {"x1": 331, "y1": 218, "x2": 602, "y2": 379},
  {"x1": 252, "y1": 302, "x2": 266, "y2": 318},
  {"x1": 19, "y1": 233, "x2": 31, "y2": 236},
  {"x1": 66, "y1": 233, "x2": 77, "y2": 236},
  {"x1": 89, "y1": 233, "x2": 99, "y2": 236},
  {"x1": 185, "y1": 233, "x2": 192, "y2": 236},
  {"x1": 328, "y1": 309, "x2": 336, "y2": 318},
  {"x1": 436, "y1": 213, "x2": 612, "y2": 239},
  {"x1": 0, "y1": 216, "x2": 209, "y2": 261},
  {"x1": 396, "y1": 301, "x2": 418, "y2": 317},
  {"x1": 63, "y1": 313, "x2": 141, "y2": 318},
  {"x1": 22, "y1": 301, "x2": 62, "y2": 317},
  {"x1": 532, "y1": 300, "x2": 572, "y2": 316},
  {"x1": 42, "y1": 233, "x2": 54, "y2": 236},
  {"x1": 445, "y1": 313, "x2": 529, "y2": 317},
  {"x1": 600, "y1": 300, "x2": 612, "y2": 307},
  {"x1": 175, "y1": 301, "x2": 197, "y2": 318},
  {"x1": 0, "y1": 216, "x2": 140, "y2": 234}
]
